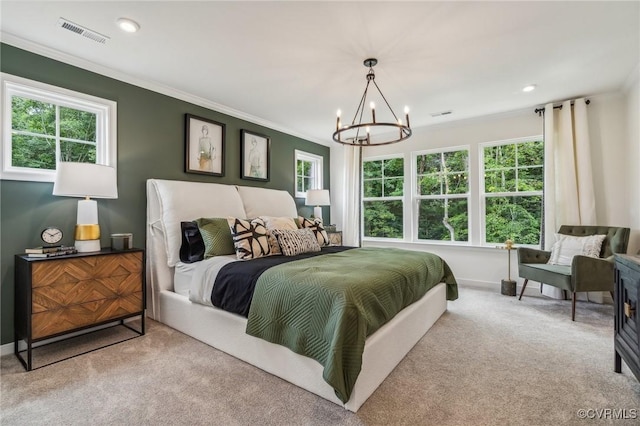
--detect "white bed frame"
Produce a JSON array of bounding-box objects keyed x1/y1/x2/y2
[{"x1": 146, "y1": 179, "x2": 448, "y2": 412}]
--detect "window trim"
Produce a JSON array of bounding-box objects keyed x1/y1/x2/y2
[
  {"x1": 1, "y1": 73, "x2": 117, "y2": 182},
  {"x1": 294, "y1": 150, "x2": 323, "y2": 198},
  {"x1": 479, "y1": 135, "x2": 544, "y2": 246},
  {"x1": 362, "y1": 153, "x2": 406, "y2": 241},
  {"x1": 411, "y1": 146, "x2": 471, "y2": 244}
]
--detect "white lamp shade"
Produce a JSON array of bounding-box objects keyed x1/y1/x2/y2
[
  {"x1": 305, "y1": 189, "x2": 330, "y2": 206},
  {"x1": 53, "y1": 162, "x2": 118, "y2": 199}
]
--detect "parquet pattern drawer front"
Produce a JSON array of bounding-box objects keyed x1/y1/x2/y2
[
  {"x1": 14, "y1": 248, "x2": 146, "y2": 371},
  {"x1": 32, "y1": 292, "x2": 143, "y2": 339},
  {"x1": 31, "y1": 252, "x2": 142, "y2": 287}
]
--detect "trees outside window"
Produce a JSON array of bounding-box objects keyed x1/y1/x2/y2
[
  {"x1": 2, "y1": 74, "x2": 116, "y2": 182},
  {"x1": 363, "y1": 157, "x2": 403, "y2": 238},
  {"x1": 295, "y1": 150, "x2": 323, "y2": 197},
  {"x1": 415, "y1": 149, "x2": 469, "y2": 242},
  {"x1": 482, "y1": 139, "x2": 544, "y2": 245}
]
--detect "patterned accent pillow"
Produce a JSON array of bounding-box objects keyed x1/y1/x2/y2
[
  {"x1": 272, "y1": 228, "x2": 321, "y2": 256},
  {"x1": 195, "y1": 218, "x2": 235, "y2": 258},
  {"x1": 260, "y1": 216, "x2": 298, "y2": 255},
  {"x1": 548, "y1": 234, "x2": 607, "y2": 266},
  {"x1": 298, "y1": 216, "x2": 329, "y2": 246},
  {"x1": 226, "y1": 217, "x2": 271, "y2": 260}
]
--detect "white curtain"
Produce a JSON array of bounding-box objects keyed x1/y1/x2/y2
[
  {"x1": 542, "y1": 98, "x2": 599, "y2": 300},
  {"x1": 342, "y1": 145, "x2": 361, "y2": 246}
]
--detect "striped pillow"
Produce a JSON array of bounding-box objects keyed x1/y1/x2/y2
[{"x1": 272, "y1": 228, "x2": 321, "y2": 256}]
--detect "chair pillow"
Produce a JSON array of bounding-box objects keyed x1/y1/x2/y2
[
  {"x1": 227, "y1": 217, "x2": 271, "y2": 260},
  {"x1": 194, "y1": 218, "x2": 236, "y2": 258},
  {"x1": 179, "y1": 221, "x2": 205, "y2": 263},
  {"x1": 271, "y1": 228, "x2": 321, "y2": 256},
  {"x1": 298, "y1": 216, "x2": 329, "y2": 246},
  {"x1": 548, "y1": 234, "x2": 607, "y2": 266}
]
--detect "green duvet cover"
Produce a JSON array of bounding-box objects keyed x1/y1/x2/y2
[{"x1": 245, "y1": 247, "x2": 458, "y2": 403}]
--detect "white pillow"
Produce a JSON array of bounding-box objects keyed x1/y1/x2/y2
[{"x1": 548, "y1": 234, "x2": 607, "y2": 266}]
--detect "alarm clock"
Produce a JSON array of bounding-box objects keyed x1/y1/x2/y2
[{"x1": 41, "y1": 227, "x2": 63, "y2": 245}]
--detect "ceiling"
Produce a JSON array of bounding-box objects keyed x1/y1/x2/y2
[{"x1": 1, "y1": 1, "x2": 638, "y2": 146}]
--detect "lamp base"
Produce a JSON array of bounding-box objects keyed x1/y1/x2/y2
[
  {"x1": 75, "y1": 239, "x2": 101, "y2": 253},
  {"x1": 313, "y1": 206, "x2": 323, "y2": 222},
  {"x1": 501, "y1": 279, "x2": 517, "y2": 296}
]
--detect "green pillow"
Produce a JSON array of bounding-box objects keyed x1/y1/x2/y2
[{"x1": 195, "y1": 218, "x2": 235, "y2": 257}]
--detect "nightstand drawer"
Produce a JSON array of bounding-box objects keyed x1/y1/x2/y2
[
  {"x1": 31, "y1": 252, "x2": 143, "y2": 287},
  {"x1": 32, "y1": 292, "x2": 143, "y2": 339},
  {"x1": 32, "y1": 273, "x2": 143, "y2": 313}
]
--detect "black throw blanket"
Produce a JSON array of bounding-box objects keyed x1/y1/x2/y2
[{"x1": 211, "y1": 246, "x2": 353, "y2": 317}]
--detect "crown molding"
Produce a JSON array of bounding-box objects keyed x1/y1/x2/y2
[{"x1": 0, "y1": 32, "x2": 329, "y2": 147}]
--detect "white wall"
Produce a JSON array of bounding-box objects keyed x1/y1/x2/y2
[{"x1": 331, "y1": 94, "x2": 635, "y2": 293}]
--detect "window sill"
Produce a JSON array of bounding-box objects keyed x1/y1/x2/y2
[{"x1": 363, "y1": 238, "x2": 538, "y2": 251}]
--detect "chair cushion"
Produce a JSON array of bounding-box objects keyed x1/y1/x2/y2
[
  {"x1": 520, "y1": 263, "x2": 572, "y2": 291},
  {"x1": 548, "y1": 234, "x2": 606, "y2": 266}
]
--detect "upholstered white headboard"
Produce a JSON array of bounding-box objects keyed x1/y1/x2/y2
[{"x1": 146, "y1": 178, "x2": 298, "y2": 318}]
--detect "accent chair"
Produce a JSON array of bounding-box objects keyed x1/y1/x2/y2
[{"x1": 517, "y1": 225, "x2": 630, "y2": 321}]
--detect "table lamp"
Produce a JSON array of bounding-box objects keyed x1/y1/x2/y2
[
  {"x1": 305, "y1": 189, "x2": 330, "y2": 223},
  {"x1": 53, "y1": 162, "x2": 118, "y2": 252}
]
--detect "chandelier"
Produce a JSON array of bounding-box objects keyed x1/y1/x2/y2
[{"x1": 333, "y1": 58, "x2": 412, "y2": 146}]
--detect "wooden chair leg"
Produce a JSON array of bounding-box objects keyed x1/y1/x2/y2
[
  {"x1": 563, "y1": 290, "x2": 568, "y2": 300},
  {"x1": 572, "y1": 292, "x2": 576, "y2": 321},
  {"x1": 609, "y1": 291, "x2": 614, "y2": 300},
  {"x1": 518, "y1": 279, "x2": 528, "y2": 300}
]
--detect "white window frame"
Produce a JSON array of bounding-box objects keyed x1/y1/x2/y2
[
  {"x1": 362, "y1": 154, "x2": 406, "y2": 241},
  {"x1": 479, "y1": 136, "x2": 544, "y2": 246},
  {"x1": 412, "y1": 146, "x2": 471, "y2": 244},
  {"x1": 294, "y1": 150, "x2": 323, "y2": 198},
  {"x1": 1, "y1": 73, "x2": 117, "y2": 182}
]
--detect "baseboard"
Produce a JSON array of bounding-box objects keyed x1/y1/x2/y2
[
  {"x1": 457, "y1": 278, "x2": 541, "y2": 297},
  {"x1": 1, "y1": 342, "x2": 14, "y2": 357}
]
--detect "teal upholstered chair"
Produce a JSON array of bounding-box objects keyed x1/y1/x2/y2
[{"x1": 517, "y1": 225, "x2": 630, "y2": 321}]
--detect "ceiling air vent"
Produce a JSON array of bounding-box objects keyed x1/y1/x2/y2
[
  {"x1": 57, "y1": 18, "x2": 109, "y2": 44},
  {"x1": 430, "y1": 110, "x2": 453, "y2": 118}
]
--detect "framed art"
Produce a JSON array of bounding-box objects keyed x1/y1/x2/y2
[
  {"x1": 185, "y1": 114, "x2": 225, "y2": 176},
  {"x1": 241, "y1": 129, "x2": 270, "y2": 181}
]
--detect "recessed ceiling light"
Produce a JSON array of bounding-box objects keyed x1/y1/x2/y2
[
  {"x1": 522, "y1": 84, "x2": 537, "y2": 93},
  {"x1": 117, "y1": 18, "x2": 140, "y2": 33}
]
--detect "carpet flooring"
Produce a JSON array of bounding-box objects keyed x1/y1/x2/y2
[{"x1": 1, "y1": 286, "x2": 639, "y2": 425}]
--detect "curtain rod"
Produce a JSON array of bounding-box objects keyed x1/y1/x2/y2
[{"x1": 534, "y1": 99, "x2": 590, "y2": 116}]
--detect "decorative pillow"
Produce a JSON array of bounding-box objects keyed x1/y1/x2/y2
[
  {"x1": 194, "y1": 218, "x2": 236, "y2": 258},
  {"x1": 260, "y1": 216, "x2": 299, "y2": 255},
  {"x1": 272, "y1": 228, "x2": 321, "y2": 256},
  {"x1": 179, "y1": 221, "x2": 205, "y2": 263},
  {"x1": 226, "y1": 217, "x2": 271, "y2": 260},
  {"x1": 298, "y1": 216, "x2": 329, "y2": 246},
  {"x1": 548, "y1": 234, "x2": 607, "y2": 266}
]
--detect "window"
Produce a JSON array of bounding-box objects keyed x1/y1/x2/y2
[
  {"x1": 481, "y1": 138, "x2": 544, "y2": 245},
  {"x1": 295, "y1": 150, "x2": 323, "y2": 197},
  {"x1": 363, "y1": 156, "x2": 404, "y2": 238},
  {"x1": 1, "y1": 73, "x2": 117, "y2": 182},
  {"x1": 414, "y1": 148, "x2": 469, "y2": 242}
]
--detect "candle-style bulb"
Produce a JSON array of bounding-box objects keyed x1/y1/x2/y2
[
  {"x1": 336, "y1": 109, "x2": 341, "y2": 132},
  {"x1": 369, "y1": 102, "x2": 375, "y2": 110},
  {"x1": 404, "y1": 106, "x2": 410, "y2": 128},
  {"x1": 370, "y1": 102, "x2": 376, "y2": 123},
  {"x1": 404, "y1": 106, "x2": 410, "y2": 114},
  {"x1": 337, "y1": 109, "x2": 342, "y2": 118}
]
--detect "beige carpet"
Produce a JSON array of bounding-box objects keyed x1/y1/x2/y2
[{"x1": 2, "y1": 286, "x2": 639, "y2": 425}]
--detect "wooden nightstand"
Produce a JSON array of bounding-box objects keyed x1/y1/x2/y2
[
  {"x1": 14, "y1": 248, "x2": 145, "y2": 371},
  {"x1": 327, "y1": 231, "x2": 342, "y2": 246}
]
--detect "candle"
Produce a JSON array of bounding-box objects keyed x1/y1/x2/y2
[
  {"x1": 370, "y1": 102, "x2": 376, "y2": 123},
  {"x1": 366, "y1": 126, "x2": 370, "y2": 144},
  {"x1": 336, "y1": 109, "x2": 341, "y2": 132},
  {"x1": 404, "y1": 106, "x2": 410, "y2": 128}
]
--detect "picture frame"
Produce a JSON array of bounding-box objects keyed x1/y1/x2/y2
[
  {"x1": 241, "y1": 129, "x2": 270, "y2": 181},
  {"x1": 185, "y1": 114, "x2": 225, "y2": 176}
]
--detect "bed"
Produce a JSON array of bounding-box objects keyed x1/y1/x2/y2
[{"x1": 146, "y1": 178, "x2": 457, "y2": 412}]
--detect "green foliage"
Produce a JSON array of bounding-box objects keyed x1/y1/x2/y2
[
  {"x1": 296, "y1": 159, "x2": 313, "y2": 193},
  {"x1": 10, "y1": 95, "x2": 97, "y2": 169},
  {"x1": 363, "y1": 158, "x2": 404, "y2": 237},
  {"x1": 362, "y1": 141, "x2": 544, "y2": 244}
]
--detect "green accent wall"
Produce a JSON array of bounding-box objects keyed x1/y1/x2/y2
[{"x1": 0, "y1": 44, "x2": 330, "y2": 345}]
